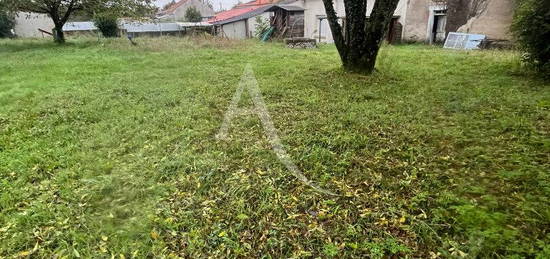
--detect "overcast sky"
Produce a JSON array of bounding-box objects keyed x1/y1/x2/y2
[{"x1": 155, "y1": 0, "x2": 241, "y2": 12}]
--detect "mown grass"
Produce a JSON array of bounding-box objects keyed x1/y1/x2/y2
[{"x1": 0, "y1": 37, "x2": 549, "y2": 258}]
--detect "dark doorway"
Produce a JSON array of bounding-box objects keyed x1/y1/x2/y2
[
  {"x1": 431, "y1": 10, "x2": 447, "y2": 44},
  {"x1": 386, "y1": 17, "x2": 403, "y2": 44}
]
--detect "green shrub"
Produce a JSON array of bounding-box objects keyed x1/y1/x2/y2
[
  {"x1": 93, "y1": 14, "x2": 119, "y2": 38},
  {"x1": 254, "y1": 16, "x2": 270, "y2": 39},
  {"x1": 0, "y1": 11, "x2": 15, "y2": 38},
  {"x1": 512, "y1": 0, "x2": 550, "y2": 76},
  {"x1": 184, "y1": 7, "x2": 202, "y2": 22}
]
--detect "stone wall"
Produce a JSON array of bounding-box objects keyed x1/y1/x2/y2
[
  {"x1": 402, "y1": 0, "x2": 432, "y2": 42},
  {"x1": 456, "y1": 0, "x2": 515, "y2": 40},
  {"x1": 402, "y1": 0, "x2": 515, "y2": 42},
  {"x1": 14, "y1": 12, "x2": 54, "y2": 38}
]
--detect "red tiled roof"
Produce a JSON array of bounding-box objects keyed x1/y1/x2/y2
[
  {"x1": 159, "y1": 0, "x2": 190, "y2": 15},
  {"x1": 208, "y1": 0, "x2": 277, "y2": 24}
]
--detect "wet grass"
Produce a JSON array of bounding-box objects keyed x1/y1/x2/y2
[{"x1": 0, "y1": 37, "x2": 549, "y2": 258}]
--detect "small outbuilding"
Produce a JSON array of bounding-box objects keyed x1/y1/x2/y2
[
  {"x1": 265, "y1": 5, "x2": 305, "y2": 39},
  {"x1": 63, "y1": 22, "x2": 98, "y2": 36},
  {"x1": 209, "y1": 1, "x2": 304, "y2": 40},
  {"x1": 122, "y1": 22, "x2": 212, "y2": 37}
]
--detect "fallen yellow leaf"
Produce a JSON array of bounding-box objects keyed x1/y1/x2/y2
[
  {"x1": 18, "y1": 251, "x2": 31, "y2": 257},
  {"x1": 150, "y1": 231, "x2": 159, "y2": 240}
]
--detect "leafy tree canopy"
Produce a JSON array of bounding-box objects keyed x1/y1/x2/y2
[
  {"x1": 0, "y1": 5, "x2": 15, "y2": 38},
  {"x1": 1, "y1": 0, "x2": 155, "y2": 42},
  {"x1": 184, "y1": 6, "x2": 201, "y2": 22},
  {"x1": 512, "y1": 0, "x2": 550, "y2": 77}
]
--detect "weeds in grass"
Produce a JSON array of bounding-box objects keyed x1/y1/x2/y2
[
  {"x1": 102, "y1": 35, "x2": 253, "y2": 52},
  {"x1": 0, "y1": 37, "x2": 548, "y2": 257}
]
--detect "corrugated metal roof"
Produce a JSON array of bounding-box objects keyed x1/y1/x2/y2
[
  {"x1": 122, "y1": 22, "x2": 181, "y2": 32},
  {"x1": 210, "y1": 5, "x2": 273, "y2": 25},
  {"x1": 209, "y1": 2, "x2": 303, "y2": 25},
  {"x1": 268, "y1": 4, "x2": 304, "y2": 12},
  {"x1": 63, "y1": 22, "x2": 97, "y2": 31},
  {"x1": 176, "y1": 22, "x2": 213, "y2": 27},
  {"x1": 209, "y1": 5, "x2": 268, "y2": 25}
]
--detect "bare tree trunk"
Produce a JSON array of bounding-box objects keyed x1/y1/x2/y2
[
  {"x1": 49, "y1": 0, "x2": 76, "y2": 44},
  {"x1": 341, "y1": 0, "x2": 367, "y2": 71},
  {"x1": 53, "y1": 25, "x2": 65, "y2": 43},
  {"x1": 360, "y1": 0, "x2": 400, "y2": 72},
  {"x1": 49, "y1": 9, "x2": 66, "y2": 43},
  {"x1": 322, "y1": 0, "x2": 400, "y2": 74}
]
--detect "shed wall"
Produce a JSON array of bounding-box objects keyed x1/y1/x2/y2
[{"x1": 220, "y1": 20, "x2": 248, "y2": 39}]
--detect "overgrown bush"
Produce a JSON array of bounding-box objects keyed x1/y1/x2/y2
[
  {"x1": 0, "y1": 10, "x2": 15, "y2": 38},
  {"x1": 254, "y1": 16, "x2": 270, "y2": 39},
  {"x1": 512, "y1": 0, "x2": 550, "y2": 77},
  {"x1": 93, "y1": 14, "x2": 119, "y2": 38},
  {"x1": 184, "y1": 7, "x2": 202, "y2": 22}
]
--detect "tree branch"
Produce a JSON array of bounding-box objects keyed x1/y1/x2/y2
[
  {"x1": 321, "y1": 0, "x2": 346, "y2": 57},
  {"x1": 343, "y1": 0, "x2": 367, "y2": 49},
  {"x1": 364, "y1": 0, "x2": 400, "y2": 50},
  {"x1": 60, "y1": 0, "x2": 77, "y2": 25}
]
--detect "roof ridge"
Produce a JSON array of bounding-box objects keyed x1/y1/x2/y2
[
  {"x1": 208, "y1": 0, "x2": 295, "y2": 24},
  {"x1": 159, "y1": 0, "x2": 191, "y2": 15}
]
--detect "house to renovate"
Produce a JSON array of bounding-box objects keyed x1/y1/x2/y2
[
  {"x1": 157, "y1": 0, "x2": 216, "y2": 22},
  {"x1": 12, "y1": 0, "x2": 514, "y2": 45},
  {"x1": 209, "y1": 0, "x2": 305, "y2": 39},
  {"x1": 209, "y1": 0, "x2": 515, "y2": 44},
  {"x1": 12, "y1": 15, "x2": 212, "y2": 39}
]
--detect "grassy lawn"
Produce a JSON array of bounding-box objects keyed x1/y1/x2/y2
[{"x1": 0, "y1": 37, "x2": 549, "y2": 258}]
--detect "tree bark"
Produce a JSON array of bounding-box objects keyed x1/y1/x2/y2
[
  {"x1": 53, "y1": 25, "x2": 65, "y2": 43},
  {"x1": 322, "y1": 0, "x2": 401, "y2": 74},
  {"x1": 43, "y1": 0, "x2": 77, "y2": 43},
  {"x1": 51, "y1": 11, "x2": 66, "y2": 43}
]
